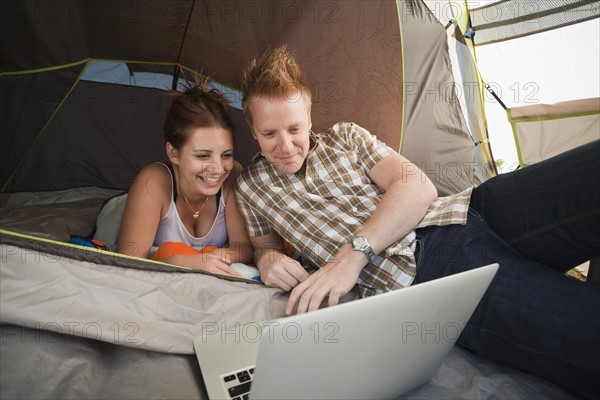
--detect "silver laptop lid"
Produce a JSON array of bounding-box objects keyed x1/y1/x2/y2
[{"x1": 249, "y1": 264, "x2": 498, "y2": 399}]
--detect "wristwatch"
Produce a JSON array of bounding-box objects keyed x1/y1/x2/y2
[{"x1": 351, "y1": 236, "x2": 375, "y2": 262}]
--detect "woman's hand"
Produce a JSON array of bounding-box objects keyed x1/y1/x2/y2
[
  {"x1": 190, "y1": 252, "x2": 241, "y2": 276},
  {"x1": 167, "y1": 251, "x2": 241, "y2": 276}
]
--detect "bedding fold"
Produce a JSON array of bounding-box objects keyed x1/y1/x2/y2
[{"x1": 0, "y1": 240, "x2": 288, "y2": 354}]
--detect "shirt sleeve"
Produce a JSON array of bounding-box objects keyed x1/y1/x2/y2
[
  {"x1": 234, "y1": 172, "x2": 273, "y2": 237},
  {"x1": 331, "y1": 122, "x2": 396, "y2": 172}
]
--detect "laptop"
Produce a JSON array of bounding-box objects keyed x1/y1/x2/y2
[{"x1": 193, "y1": 263, "x2": 498, "y2": 400}]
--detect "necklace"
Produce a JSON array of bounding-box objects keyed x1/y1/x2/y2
[{"x1": 181, "y1": 190, "x2": 209, "y2": 219}]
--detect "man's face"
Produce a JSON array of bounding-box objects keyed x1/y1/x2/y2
[{"x1": 248, "y1": 91, "x2": 312, "y2": 175}]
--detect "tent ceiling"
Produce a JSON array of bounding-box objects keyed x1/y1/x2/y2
[
  {"x1": 2, "y1": 0, "x2": 497, "y2": 195},
  {"x1": 1, "y1": 1, "x2": 192, "y2": 71}
]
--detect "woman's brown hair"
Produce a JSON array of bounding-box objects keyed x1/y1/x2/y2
[{"x1": 163, "y1": 76, "x2": 234, "y2": 150}]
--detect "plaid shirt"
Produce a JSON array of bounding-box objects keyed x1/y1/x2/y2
[{"x1": 236, "y1": 122, "x2": 472, "y2": 297}]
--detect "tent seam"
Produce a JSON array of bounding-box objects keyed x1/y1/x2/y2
[
  {"x1": 507, "y1": 108, "x2": 525, "y2": 167},
  {"x1": 509, "y1": 110, "x2": 600, "y2": 123},
  {"x1": 1, "y1": 59, "x2": 193, "y2": 76},
  {"x1": 463, "y1": 1, "x2": 498, "y2": 174},
  {"x1": 507, "y1": 108, "x2": 599, "y2": 167},
  {"x1": 175, "y1": 0, "x2": 196, "y2": 66},
  {"x1": 0, "y1": 58, "x2": 91, "y2": 76},
  {"x1": 396, "y1": 0, "x2": 406, "y2": 153},
  {"x1": 0, "y1": 229, "x2": 259, "y2": 285},
  {"x1": 0, "y1": 228, "x2": 185, "y2": 267}
]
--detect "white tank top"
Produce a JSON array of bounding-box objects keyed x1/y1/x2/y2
[{"x1": 153, "y1": 163, "x2": 228, "y2": 248}]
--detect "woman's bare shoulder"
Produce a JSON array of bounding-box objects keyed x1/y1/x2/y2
[
  {"x1": 129, "y1": 162, "x2": 172, "y2": 198},
  {"x1": 134, "y1": 163, "x2": 170, "y2": 184}
]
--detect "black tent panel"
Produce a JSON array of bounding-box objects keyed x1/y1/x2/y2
[
  {"x1": 1, "y1": 0, "x2": 193, "y2": 72},
  {"x1": 1, "y1": 65, "x2": 85, "y2": 190},
  {"x1": 6, "y1": 81, "x2": 170, "y2": 192}
]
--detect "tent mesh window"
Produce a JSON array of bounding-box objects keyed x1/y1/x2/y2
[{"x1": 470, "y1": 0, "x2": 600, "y2": 45}]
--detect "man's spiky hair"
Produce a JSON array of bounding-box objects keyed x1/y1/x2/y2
[{"x1": 241, "y1": 45, "x2": 312, "y2": 123}]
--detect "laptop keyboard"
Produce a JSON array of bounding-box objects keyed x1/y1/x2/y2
[{"x1": 221, "y1": 366, "x2": 255, "y2": 399}]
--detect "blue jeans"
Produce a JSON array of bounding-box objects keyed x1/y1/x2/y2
[{"x1": 414, "y1": 140, "x2": 600, "y2": 399}]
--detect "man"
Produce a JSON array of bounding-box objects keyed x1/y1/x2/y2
[{"x1": 235, "y1": 46, "x2": 599, "y2": 398}]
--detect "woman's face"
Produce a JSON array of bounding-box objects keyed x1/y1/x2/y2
[{"x1": 168, "y1": 126, "x2": 234, "y2": 197}]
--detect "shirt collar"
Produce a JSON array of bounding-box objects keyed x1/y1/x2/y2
[{"x1": 295, "y1": 132, "x2": 318, "y2": 177}]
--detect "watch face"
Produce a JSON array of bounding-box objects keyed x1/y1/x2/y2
[{"x1": 353, "y1": 236, "x2": 367, "y2": 249}]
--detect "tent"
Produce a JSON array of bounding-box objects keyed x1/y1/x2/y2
[
  {"x1": 423, "y1": 0, "x2": 600, "y2": 169},
  {"x1": 1, "y1": 1, "x2": 597, "y2": 398},
  {"x1": 1, "y1": 0, "x2": 499, "y2": 197}
]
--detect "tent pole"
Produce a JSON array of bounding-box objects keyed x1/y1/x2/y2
[
  {"x1": 171, "y1": 65, "x2": 180, "y2": 91},
  {"x1": 394, "y1": 0, "x2": 406, "y2": 154}
]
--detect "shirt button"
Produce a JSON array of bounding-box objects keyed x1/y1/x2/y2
[
  {"x1": 352, "y1": 207, "x2": 358, "y2": 212},
  {"x1": 306, "y1": 176, "x2": 313, "y2": 182}
]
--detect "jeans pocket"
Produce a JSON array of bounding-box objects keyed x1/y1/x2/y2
[
  {"x1": 468, "y1": 207, "x2": 485, "y2": 223},
  {"x1": 414, "y1": 237, "x2": 424, "y2": 268}
]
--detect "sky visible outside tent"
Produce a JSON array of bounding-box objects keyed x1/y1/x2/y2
[
  {"x1": 425, "y1": 1, "x2": 599, "y2": 172},
  {"x1": 476, "y1": 18, "x2": 600, "y2": 172},
  {"x1": 82, "y1": 61, "x2": 243, "y2": 109}
]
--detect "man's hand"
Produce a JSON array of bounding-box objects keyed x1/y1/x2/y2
[
  {"x1": 258, "y1": 250, "x2": 309, "y2": 291},
  {"x1": 286, "y1": 245, "x2": 365, "y2": 315}
]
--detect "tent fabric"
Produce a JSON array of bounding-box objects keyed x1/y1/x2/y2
[
  {"x1": 398, "y1": 0, "x2": 495, "y2": 194},
  {"x1": 0, "y1": 1, "x2": 192, "y2": 71},
  {"x1": 470, "y1": 0, "x2": 600, "y2": 46},
  {"x1": 1, "y1": 1, "x2": 598, "y2": 398},
  {"x1": 447, "y1": 24, "x2": 489, "y2": 147},
  {"x1": 0, "y1": 192, "x2": 578, "y2": 398},
  {"x1": 0, "y1": 322, "x2": 578, "y2": 399},
  {"x1": 0, "y1": 324, "x2": 207, "y2": 399},
  {"x1": 0, "y1": 240, "x2": 287, "y2": 355},
  {"x1": 82, "y1": 60, "x2": 180, "y2": 91},
  {"x1": 0, "y1": 60, "x2": 255, "y2": 192},
  {"x1": 0, "y1": 215, "x2": 578, "y2": 398},
  {"x1": 422, "y1": 1, "x2": 599, "y2": 170},
  {"x1": 509, "y1": 97, "x2": 600, "y2": 166},
  {"x1": 3, "y1": 77, "x2": 171, "y2": 191},
  {"x1": 1, "y1": 0, "x2": 494, "y2": 196},
  {"x1": 1, "y1": 65, "x2": 85, "y2": 190}
]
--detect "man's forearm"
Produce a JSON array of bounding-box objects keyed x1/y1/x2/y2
[{"x1": 359, "y1": 177, "x2": 437, "y2": 255}]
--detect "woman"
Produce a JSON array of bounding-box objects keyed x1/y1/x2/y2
[{"x1": 116, "y1": 80, "x2": 252, "y2": 275}]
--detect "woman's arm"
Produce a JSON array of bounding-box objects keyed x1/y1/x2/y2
[
  {"x1": 117, "y1": 162, "x2": 250, "y2": 274},
  {"x1": 116, "y1": 163, "x2": 170, "y2": 258}
]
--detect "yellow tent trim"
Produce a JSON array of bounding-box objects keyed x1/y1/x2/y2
[
  {"x1": 508, "y1": 110, "x2": 600, "y2": 124},
  {"x1": 0, "y1": 59, "x2": 91, "y2": 76},
  {"x1": 0, "y1": 59, "x2": 242, "y2": 192},
  {"x1": 395, "y1": 0, "x2": 407, "y2": 153},
  {"x1": 507, "y1": 108, "x2": 526, "y2": 167},
  {"x1": 0, "y1": 228, "x2": 182, "y2": 267},
  {"x1": 507, "y1": 108, "x2": 600, "y2": 168},
  {"x1": 0, "y1": 229, "x2": 260, "y2": 283}
]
